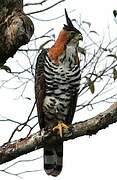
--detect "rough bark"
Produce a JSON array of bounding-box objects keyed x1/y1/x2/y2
[
  {"x1": 0, "y1": 0, "x2": 34, "y2": 66},
  {"x1": 0, "y1": 102, "x2": 117, "y2": 165}
]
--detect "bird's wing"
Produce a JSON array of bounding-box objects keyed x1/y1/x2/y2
[
  {"x1": 65, "y1": 93, "x2": 78, "y2": 124},
  {"x1": 35, "y1": 49, "x2": 47, "y2": 129}
]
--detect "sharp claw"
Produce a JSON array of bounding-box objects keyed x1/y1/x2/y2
[{"x1": 53, "y1": 122, "x2": 69, "y2": 137}]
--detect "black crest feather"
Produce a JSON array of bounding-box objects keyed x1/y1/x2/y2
[
  {"x1": 65, "y1": 8, "x2": 74, "y2": 28},
  {"x1": 64, "y1": 9, "x2": 82, "y2": 35}
]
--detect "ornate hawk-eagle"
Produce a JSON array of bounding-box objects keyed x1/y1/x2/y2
[{"x1": 35, "y1": 9, "x2": 83, "y2": 176}]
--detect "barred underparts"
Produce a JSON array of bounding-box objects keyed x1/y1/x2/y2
[{"x1": 35, "y1": 9, "x2": 83, "y2": 176}]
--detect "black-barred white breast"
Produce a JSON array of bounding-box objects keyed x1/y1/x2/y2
[{"x1": 43, "y1": 48, "x2": 80, "y2": 120}]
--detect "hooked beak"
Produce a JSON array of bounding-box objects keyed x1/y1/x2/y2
[{"x1": 79, "y1": 33, "x2": 83, "y2": 41}]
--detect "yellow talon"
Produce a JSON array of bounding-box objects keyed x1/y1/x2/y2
[{"x1": 53, "y1": 122, "x2": 69, "y2": 137}]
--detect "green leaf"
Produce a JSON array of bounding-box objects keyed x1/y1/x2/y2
[
  {"x1": 0, "y1": 65, "x2": 11, "y2": 73},
  {"x1": 113, "y1": 67, "x2": 117, "y2": 81},
  {"x1": 78, "y1": 47, "x2": 86, "y2": 56},
  {"x1": 86, "y1": 77, "x2": 95, "y2": 94}
]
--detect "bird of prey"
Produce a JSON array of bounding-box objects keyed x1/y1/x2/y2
[{"x1": 35, "y1": 9, "x2": 83, "y2": 176}]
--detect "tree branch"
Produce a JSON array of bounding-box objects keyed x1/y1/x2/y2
[
  {"x1": 27, "y1": 0, "x2": 66, "y2": 15},
  {"x1": 24, "y1": 1, "x2": 48, "y2": 7},
  {"x1": 0, "y1": 102, "x2": 117, "y2": 165},
  {"x1": 0, "y1": 0, "x2": 34, "y2": 66}
]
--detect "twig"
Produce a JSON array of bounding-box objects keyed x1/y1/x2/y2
[
  {"x1": 27, "y1": 0, "x2": 66, "y2": 15},
  {"x1": 24, "y1": 0, "x2": 48, "y2": 6},
  {"x1": 0, "y1": 102, "x2": 117, "y2": 165}
]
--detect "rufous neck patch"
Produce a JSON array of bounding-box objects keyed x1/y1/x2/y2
[{"x1": 48, "y1": 30, "x2": 68, "y2": 64}]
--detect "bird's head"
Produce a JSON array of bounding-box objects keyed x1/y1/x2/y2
[
  {"x1": 63, "y1": 9, "x2": 83, "y2": 44},
  {"x1": 48, "y1": 9, "x2": 83, "y2": 64}
]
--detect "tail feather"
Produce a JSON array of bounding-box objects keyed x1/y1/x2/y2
[{"x1": 44, "y1": 143, "x2": 63, "y2": 176}]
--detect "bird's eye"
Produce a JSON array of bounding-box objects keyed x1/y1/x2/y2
[
  {"x1": 70, "y1": 31, "x2": 76, "y2": 36},
  {"x1": 69, "y1": 31, "x2": 76, "y2": 38}
]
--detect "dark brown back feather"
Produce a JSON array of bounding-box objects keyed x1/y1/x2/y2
[{"x1": 35, "y1": 49, "x2": 47, "y2": 129}]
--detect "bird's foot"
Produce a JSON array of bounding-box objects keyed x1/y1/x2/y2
[{"x1": 53, "y1": 122, "x2": 69, "y2": 137}]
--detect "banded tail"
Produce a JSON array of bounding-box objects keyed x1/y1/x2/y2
[{"x1": 44, "y1": 142, "x2": 63, "y2": 176}]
